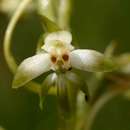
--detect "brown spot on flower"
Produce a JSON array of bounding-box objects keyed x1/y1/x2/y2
[
  {"x1": 62, "y1": 54, "x2": 69, "y2": 61},
  {"x1": 51, "y1": 55, "x2": 57, "y2": 63}
]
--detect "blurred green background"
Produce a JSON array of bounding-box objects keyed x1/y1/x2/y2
[{"x1": 0, "y1": 0, "x2": 130, "y2": 130}]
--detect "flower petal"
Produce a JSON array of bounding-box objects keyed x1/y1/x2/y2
[
  {"x1": 42, "y1": 31, "x2": 73, "y2": 52},
  {"x1": 70, "y1": 49, "x2": 114, "y2": 72},
  {"x1": 12, "y1": 53, "x2": 51, "y2": 88}
]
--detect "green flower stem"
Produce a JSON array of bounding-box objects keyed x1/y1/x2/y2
[
  {"x1": 4, "y1": 0, "x2": 31, "y2": 74},
  {"x1": 3, "y1": 0, "x2": 41, "y2": 95},
  {"x1": 58, "y1": 0, "x2": 72, "y2": 29}
]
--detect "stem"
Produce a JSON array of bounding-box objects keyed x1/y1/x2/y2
[
  {"x1": 58, "y1": 0, "x2": 72, "y2": 29},
  {"x1": 4, "y1": 0, "x2": 31, "y2": 73},
  {"x1": 3, "y1": 0, "x2": 41, "y2": 95}
]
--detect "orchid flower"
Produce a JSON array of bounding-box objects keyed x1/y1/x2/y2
[{"x1": 12, "y1": 30, "x2": 114, "y2": 88}]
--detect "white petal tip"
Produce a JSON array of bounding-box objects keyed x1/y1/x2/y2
[{"x1": 70, "y1": 49, "x2": 115, "y2": 72}]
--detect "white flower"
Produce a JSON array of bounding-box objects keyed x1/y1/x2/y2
[{"x1": 12, "y1": 30, "x2": 114, "y2": 88}]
